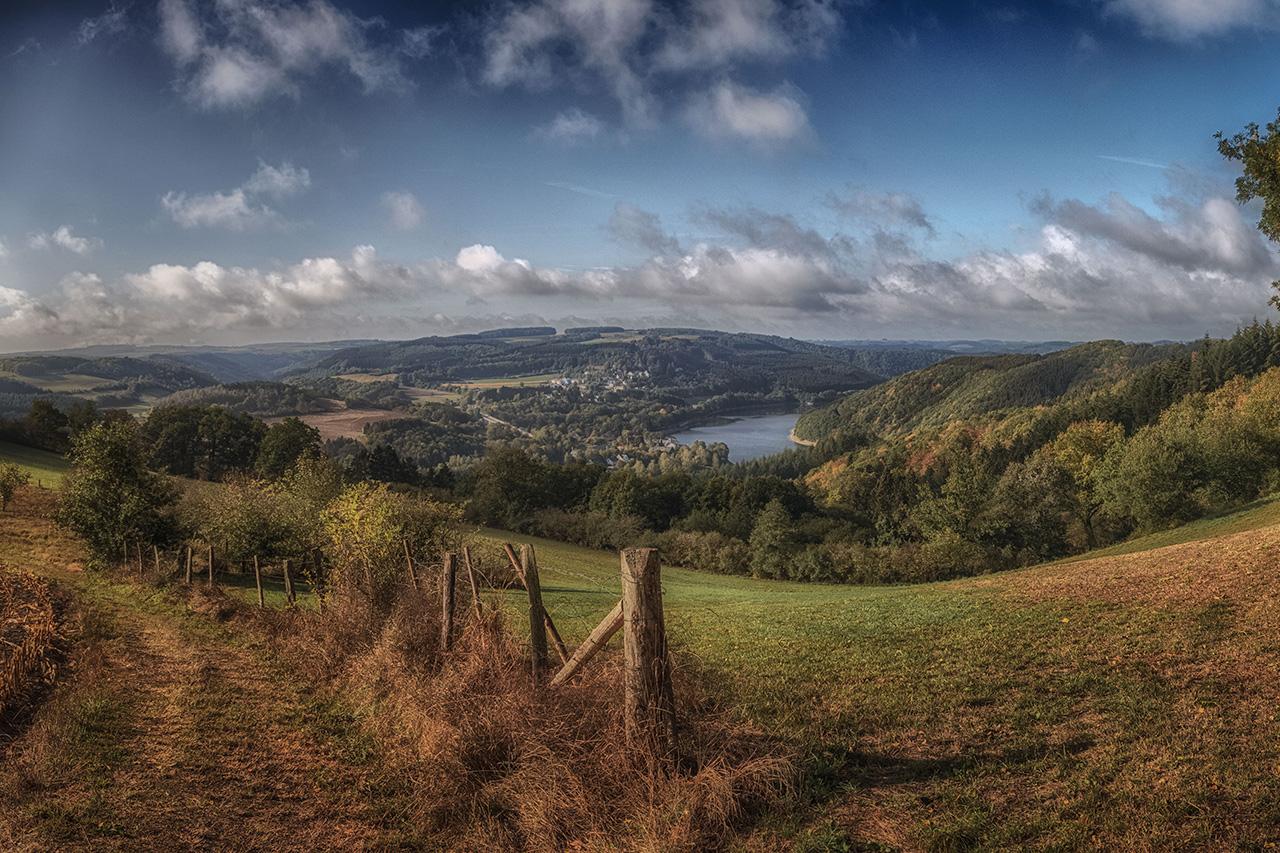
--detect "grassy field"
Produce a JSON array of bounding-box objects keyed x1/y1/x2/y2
[
  {"x1": 8, "y1": 457, "x2": 1280, "y2": 847},
  {"x1": 0, "y1": 440, "x2": 69, "y2": 485},
  {"x1": 479, "y1": 505, "x2": 1280, "y2": 849},
  {"x1": 449, "y1": 373, "x2": 560, "y2": 389}
]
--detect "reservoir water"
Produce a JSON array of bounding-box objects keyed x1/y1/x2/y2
[{"x1": 671, "y1": 412, "x2": 801, "y2": 462}]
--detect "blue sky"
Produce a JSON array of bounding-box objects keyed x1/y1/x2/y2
[{"x1": 2, "y1": 0, "x2": 1279, "y2": 351}]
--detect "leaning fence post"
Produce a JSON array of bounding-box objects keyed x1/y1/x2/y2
[
  {"x1": 135, "y1": 540, "x2": 144, "y2": 577},
  {"x1": 403, "y1": 540, "x2": 418, "y2": 591},
  {"x1": 522, "y1": 544, "x2": 548, "y2": 682},
  {"x1": 253, "y1": 555, "x2": 265, "y2": 608},
  {"x1": 152, "y1": 545, "x2": 162, "y2": 577},
  {"x1": 440, "y1": 552, "x2": 457, "y2": 651},
  {"x1": 504, "y1": 543, "x2": 568, "y2": 661},
  {"x1": 184, "y1": 545, "x2": 193, "y2": 584},
  {"x1": 283, "y1": 559, "x2": 296, "y2": 606},
  {"x1": 207, "y1": 543, "x2": 214, "y2": 587},
  {"x1": 462, "y1": 545, "x2": 482, "y2": 619},
  {"x1": 549, "y1": 599, "x2": 623, "y2": 688},
  {"x1": 621, "y1": 548, "x2": 676, "y2": 765}
]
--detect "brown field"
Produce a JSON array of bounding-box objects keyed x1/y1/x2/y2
[
  {"x1": 333, "y1": 372, "x2": 398, "y2": 383},
  {"x1": 268, "y1": 406, "x2": 408, "y2": 440}
]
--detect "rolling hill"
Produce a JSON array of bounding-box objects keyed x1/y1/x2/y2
[{"x1": 794, "y1": 339, "x2": 1188, "y2": 440}]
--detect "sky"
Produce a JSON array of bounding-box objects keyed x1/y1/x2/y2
[{"x1": 2, "y1": 0, "x2": 1280, "y2": 351}]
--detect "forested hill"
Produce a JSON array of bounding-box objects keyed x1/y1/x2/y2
[
  {"x1": 302, "y1": 328, "x2": 889, "y2": 395},
  {"x1": 794, "y1": 340, "x2": 1188, "y2": 440}
]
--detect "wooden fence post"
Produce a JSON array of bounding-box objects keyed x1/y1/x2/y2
[
  {"x1": 283, "y1": 559, "x2": 296, "y2": 606},
  {"x1": 135, "y1": 540, "x2": 144, "y2": 577},
  {"x1": 462, "y1": 545, "x2": 482, "y2": 619},
  {"x1": 403, "y1": 540, "x2": 418, "y2": 591},
  {"x1": 440, "y1": 552, "x2": 457, "y2": 651},
  {"x1": 184, "y1": 545, "x2": 193, "y2": 584},
  {"x1": 548, "y1": 599, "x2": 623, "y2": 688},
  {"x1": 152, "y1": 545, "x2": 162, "y2": 577},
  {"x1": 504, "y1": 543, "x2": 568, "y2": 663},
  {"x1": 621, "y1": 548, "x2": 676, "y2": 764},
  {"x1": 207, "y1": 543, "x2": 214, "y2": 587},
  {"x1": 522, "y1": 544, "x2": 548, "y2": 682},
  {"x1": 253, "y1": 555, "x2": 265, "y2": 608}
]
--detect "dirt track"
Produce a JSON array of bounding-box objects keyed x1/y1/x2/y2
[{"x1": 0, "y1": 492, "x2": 389, "y2": 851}]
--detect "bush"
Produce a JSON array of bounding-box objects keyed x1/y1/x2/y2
[
  {"x1": 654, "y1": 529, "x2": 750, "y2": 576},
  {"x1": 322, "y1": 482, "x2": 464, "y2": 613},
  {"x1": 526, "y1": 508, "x2": 648, "y2": 552}
]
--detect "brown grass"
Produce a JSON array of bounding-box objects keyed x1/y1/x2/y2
[
  {"x1": 267, "y1": 406, "x2": 408, "y2": 440},
  {"x1": 265, "y1": 589, "x2": 796, "y2": 852},
  {"x1": 0, "y1": 569, "x2": 60, "y2": 725}
]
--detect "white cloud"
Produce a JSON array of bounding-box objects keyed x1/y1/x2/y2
[
  {"x1": 0, "y1": 239, "x2": 7, "y2": 259},
  {"x1": 27, "y1": 226, "x2": 102, "y2": 255},
  {"x1": 161, "y1": 160, "x2": 309, "y2": 230},
  {"x1": 684, "y1": 80, "x2": 810, "y2": 145},
  {"x1": 76, "y1": 5, "x2": 129, "y2": 46},
  {"x1": 243, "y1": 160, "x2": 311, "y2": 197},
  {"x1": 655, "y1": 0, "x2": 839, "y2": 71},
  {"x1": 157, "y1": 0, "x2": 434, "y2": 109},
  {"x1": 481, "y1": 0, "x2": 839, "y2": 135},
  {"x1": 8, "y1": 181, "x2": 1278, "y2": 346},
  {"x1": 1101, "y1": 0, "x2": 1279, "y2": 40},
  {"x1": 534, "y1": 108, "x2": 606, "y2": 144},
  {"x1": 381, "y1": 191, "x2": 426, "y2": 231},
  {"x1": 161, "y1": 189, "x2": 277, "y2": 231}
]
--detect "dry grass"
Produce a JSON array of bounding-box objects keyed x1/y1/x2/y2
[
  {"x1": 0, "y1": 570, "x2": 60, "y2": 724},
  {"x1": 267, "y1": 589, "x2": 796, "y2": 852},
  {"x1": 272, "y1": 407, "x2": 409, "y2": 440}
]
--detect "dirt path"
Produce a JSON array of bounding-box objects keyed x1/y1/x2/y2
[{"x1": 0, "y1": 491, "x2": 394, "y2": 851}]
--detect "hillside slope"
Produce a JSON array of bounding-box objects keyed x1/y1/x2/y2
[
  {"x1": 795, "y1": 339, "x2": 1186, "y2": 440},
  {"x1": 5, "y1": 475, "x2": 1280, "y2": 849},
  {"x1": 481, "y1": 498, "x2": 1280, "y2": 850}
]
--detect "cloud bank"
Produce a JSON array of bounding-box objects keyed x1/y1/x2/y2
[{"x1": 4, "y1": 176, "x2": 1277, "y2": 350}]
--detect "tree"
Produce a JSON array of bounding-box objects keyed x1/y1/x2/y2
[
  {"x1": 0, "y1": 463, "x2": 30, "y2": 511},
  {"x1": 255, "y1": 417, "x2": 321, "y2": 480},
  {"x1": 57, "y1": 420, "x2": 178, "y2": 561},
  {"x1": 1218, "y1": 109, "x2": 1280, "y2": 307},
  {"x1": 748, "y1": 498, "x2": 798, "y2": 579},
  {"x1": 1034, "y1": 420, "x2": 1124, "y2": 548},
  {"x1": 24, "y1": 399, "x2": 69, "y2": 451}
]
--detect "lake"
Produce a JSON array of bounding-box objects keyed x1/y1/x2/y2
[{"x1": 671, "y1": 412, "x2": 801, "y2": 462}]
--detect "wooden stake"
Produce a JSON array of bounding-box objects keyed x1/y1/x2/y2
[
  {"x1": 522, "y1": 544, "x2": 548, "y2": 682},
  {"x1": 621, "y1": 548, "x2": 676, "y2": 764},
  {"x1": 135, "y1": 540, "x2": 144, "y2": 576},
  {"x1": 184, "y1": 545, "x2": 193, "y2": 584},
  {"x1": 462, "y1": 545, "x2": 482, "y2": 619},
  {"x1": 404, "y1": 540, "x2": 418, "y2": 591},
  {"x1": 440, "y1": 552, "x2": 457, "y2": 651},
  {"x1": 504, "y1": 542, "x2": 568, "y2": 660},
  {"x1": 207, "y1": 543, "x2": 214, "y2": 587},
  {"x1": 549, "y1": 599, "x2": 623, "y2": 688},
  {"x1": 283, "y1": 559, "x2": 296, "y2": 606},
  {"x1": 152, "y1": 545, "x2": 162, "y2": 577},
  {"x1": 253, "y1": 555, "x2": 265, "y2": 608}
]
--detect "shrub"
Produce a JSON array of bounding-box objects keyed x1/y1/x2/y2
[
  {"x1": 526, "y1": 508, "x2": 648, "y2": 552},
  {"x1": 0, "y1": 463, "x2": 30, "y2": 511},
  {"x1": 322, "y1": 482, "x2": 464, "y2": 613}
]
